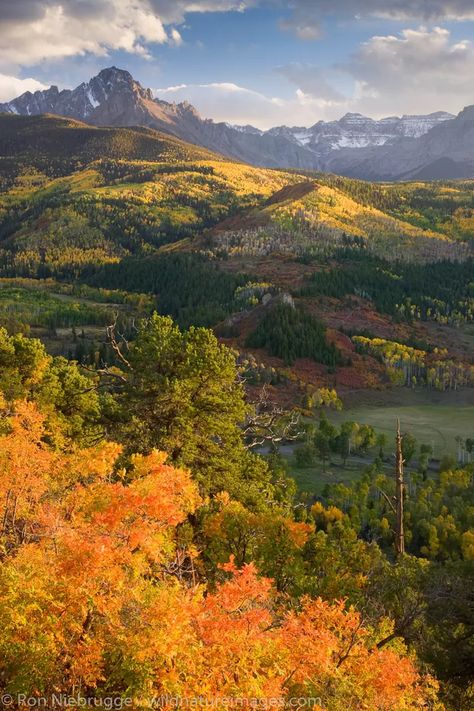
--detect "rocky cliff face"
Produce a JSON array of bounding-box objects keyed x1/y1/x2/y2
[
  {"x1": 266, "y1": 111, "x2": 453, "y2": 154},
  {"x1": 2, "y1": 66, "x2": 471, "y2": 180}
]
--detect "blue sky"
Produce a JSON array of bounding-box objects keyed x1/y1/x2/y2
[{"x1": 1, "y1": 2, "x2": 474, "y2": 127}]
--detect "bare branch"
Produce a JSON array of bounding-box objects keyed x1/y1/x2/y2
[
  {"x1": 106, "y1": 317, "x2": 132, "y2": 370},
  {"x1": 80, "y1": 363, "x2": 128, "y2": 384},
  {"x1": 377, "y1": 487, "x2": 397, "y2": 515},
  {"x1": 243, "y1": 385, "x2": 303, "y2": 449}
]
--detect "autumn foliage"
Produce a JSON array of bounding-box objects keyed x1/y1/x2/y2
[{"x1": 0, "y1": 400, "x2": 439, "y2": 708}]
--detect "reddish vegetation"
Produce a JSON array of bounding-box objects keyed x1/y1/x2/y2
[
  {"x1": 265, "y1": 180, "x2": 318, "y2": 205},
  {"x1": 216, "y1": 283, "x2": 394, "y2": 404},
  {"x1": 303, "y1": 295, "x2": 410, "y2": 342},
  {"x1": 326, "y1": 328, "x2": 355, "y2": 353},
  {"x1": 215, "y1": 252, "x2": 471, "y2": 404},
  {"x1": 209, "y1": 209, "x2": 271, "y2": 232},
  {"x1": 220, "y1": 254, "x2": 314, "y2": 290},
  {"x1": 210, "y1": 181, "x2": 318, "y2": 233}
]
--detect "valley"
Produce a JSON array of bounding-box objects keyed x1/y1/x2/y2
[
  {"x1": 0, "y1": 108, "x2": 473, "y2": 709},
  {"x1": 0, "y1": 114, "x2": 472, "y2": 399}
]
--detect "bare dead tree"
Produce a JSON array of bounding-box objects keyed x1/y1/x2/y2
[
  {"x1": 395, "y1": 418, "x2": 405, "y2": 557},
  {"x1": 106, "y1": 316, "x2": 133, "y2": 370},
  {"x1": 243, "y1": 385, "x2": 303, "y2": 450},
  {"x1": 160, "y1": 547, "x2": 198, "y2": 587},
  {"x1": 79, "y1": 318, "x2": 133, "y2": 389}
]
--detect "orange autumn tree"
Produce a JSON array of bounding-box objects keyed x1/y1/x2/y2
[
  {"x1": 0, "y1": 399, "x2": 201, "y2": 693},
  {"x1": 0, "y1": 400, "x2": 440, "y2": 709}
]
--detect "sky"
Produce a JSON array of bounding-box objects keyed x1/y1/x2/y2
[{"x1": 1, "y1": 1, "x2": 474, "y2": 128}]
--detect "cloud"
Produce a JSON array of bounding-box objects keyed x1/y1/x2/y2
[
  {"x1": 0, "y1": 1, "x2": 254, "y2": 67},
  {"x1": 278, "y1": 16, "x2": 321, "y2": 42},
  {"x1": 0, "y1": 73, "x2": 48, "y2": 101},
  {"x1": 275, "y1": 26, "x2": 474, "y2": 118},
  {"x1": 0, "y1": 2, "x2": 169, "y2": 66},
  {"x1": 156, "y1": 82, "x2": 284, "y2": 127},
  {"x1": 275, "y1": 63, "x2": 346, "y2": 102},
  {"x1": 343, "y1": 26, "x2": 474, "y2": 115},
  {"x1": 155, "y1": 81, "x2": 349, "y2": 128},
  {"x1": 169, "y1": 29, "x2": 184, "y2": 47},
  {"x1": 4, "y1": 0, "x2": 474, "y2": 69},
  {"x1": 275, "y1": 0, "x2": 474, "y2": 41}
]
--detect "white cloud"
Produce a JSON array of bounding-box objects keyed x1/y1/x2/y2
[
  {"x1": 0, "y1": 73, "x2": 48, "y2": 102},
  {"x1": 343, "y1": 26, "x2": 474, "y2": 116},
  {"x1": 0, "y1": 1, "x2": 255, "y2": 68},
  {"x1": 156, "y1": 82, "x2": 282, "y2": 127},
  {"x1": 155, "y1": 81, "x2": 348, "y2": 128},
  {"x1": 0, "y1": 2, "x2": 170, "y2": 66},
  {"x1": 275, "y1": 27, "x2": 474, "y2": 120},
  {"x1": 169, "y1": 28, "x2": 184, "y2": 47}
]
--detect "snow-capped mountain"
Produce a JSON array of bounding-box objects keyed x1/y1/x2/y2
[
  {"x1": 0, "y1": 67, "x2": 325, "y2": 171},
  {"x1": 1, "y1": 67, "x2": 469, "y2": 179},
  {"x1": 1, "y1": 68, "x2": 154, "y2": 120},
  {"x1": 257, "y1": 112, "x2": 454, "y2": 153}
]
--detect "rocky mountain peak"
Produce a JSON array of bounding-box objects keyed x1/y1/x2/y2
[
  {"x1": 456, "y1": 105, "x2": 474, "y2": 123},
  {"x1": 90, "y1": 66, "x2": 153, "y2": 103},
  {"x1": 0, "y1": 66, "x2": 471, "y2": 180},
  {"x1": 97, "y1": 66, "x2": 133, "y2": 83},
  {"x1": 341, "y1": 112, "x2": 366, "y2": 119}
]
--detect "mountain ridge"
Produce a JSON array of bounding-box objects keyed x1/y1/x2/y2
[{"x1": 1, "y1": 66, "x2": 473, "y2": 180}]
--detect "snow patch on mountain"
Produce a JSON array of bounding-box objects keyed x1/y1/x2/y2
[
  {"x1": 0, "y1": 66, "x2": 461, "y2": 179},
  {"x1": 86, "y1": 88, "x2": 100, "y2": 110},
  {"x1": 265, "y1": 112, "x2": 455, "y2": 152}
]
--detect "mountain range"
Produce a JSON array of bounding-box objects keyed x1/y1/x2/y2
[{"x1": 1, "y1": 66, "x2": 474, "y2": 180}]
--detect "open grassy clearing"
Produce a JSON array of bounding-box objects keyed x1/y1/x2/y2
[
  {"x1": 330, "y1": 390, "x2": 474, "y2": 458},
  {"x1": 274, "y1": 388, "x2": 474, "y2": 495},
  {"x1": 283, "y1": 455, "x2": 380, "y2": 497}
]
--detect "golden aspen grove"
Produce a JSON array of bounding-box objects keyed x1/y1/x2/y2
[{"x1": 0, "y1": 52, "x2": 474, "y2": 711}]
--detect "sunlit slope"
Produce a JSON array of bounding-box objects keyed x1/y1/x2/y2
[
  {"x1": 1, "y1": 115, "x2": 473, "y2": 276},
  {"x1": 0, "y1": 115, "x2": 300, "y2": 275},
  {"x1": 0, "y1": 113, "x2": 220, "y2": 182},
  {"x1": 209, "y1": 178, "x2": 472, "y2": 262}
]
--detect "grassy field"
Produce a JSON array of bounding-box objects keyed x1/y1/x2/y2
[
  {"x1": 284, "y1": 456, "x2": 380, "y2": 497},
  {"x1": 276, "y1": 388, "x2": 474, "y2": 495},
  {"x1": 332, "y1": 388, "x2": 474, "y2": 459}
]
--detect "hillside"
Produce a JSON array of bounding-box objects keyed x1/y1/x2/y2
[
  {"x1": 0, "y1": 113, "x2": 221, "y2": 189},
  {"x1": 206, "y1": 176, "x2": 472, "y2": 263},
  {"x1": 0, "y1": 114, "x2": 472, "y2": 401},
  {"x1": 2, "y1": 115, "x2": 473, "y2": 277},
  {"x1": 0, "y1": 114, "x2": 304, "y2": 276}
]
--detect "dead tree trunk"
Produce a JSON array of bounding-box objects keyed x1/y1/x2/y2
[{"x1": 395, "y1": 418, "x2": 405, "y2": 557}]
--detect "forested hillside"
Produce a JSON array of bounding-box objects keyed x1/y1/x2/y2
[
  {"x1": 0, "y1": 317, "x2": 472, "y2": 708},
  {"x1": 1, "y1": 0, "x2": 474, "y2": 700},
  {"x1": 0, "y1": 115, "x2": 473, "y2": 397}
]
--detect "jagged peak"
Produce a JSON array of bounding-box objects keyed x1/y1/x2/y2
[
  {"x1": 457, "y1": 105, "x2": 474, "y2": 120},
  {"x1": 89, "y1": 66, "x2": 153, "y2": 102},
  {"x1": 96, "y1": 66, "x2": 134, "y2": 84},
  {"x1": 340, "y1": 112, "x2": 369, "y2": 120}
]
